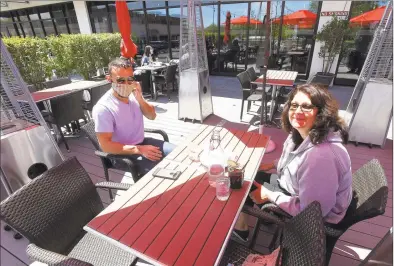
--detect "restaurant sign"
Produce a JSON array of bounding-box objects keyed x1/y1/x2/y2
[{"x1": 321, "y1": 11, "x2": 349, "y2": 17}]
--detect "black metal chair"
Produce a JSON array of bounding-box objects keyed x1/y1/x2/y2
[
  {"x1": 134, "y1": 70, "x2": 153, "y2": 98},
  {"x1": 45, "y1": 90, "x2": 87, "y2": 151},
  {"x1": 0, "y1": 157, "x2": 136, "y2": 266},
  {"x1": 82, "y1": 83, "x2": 111, "y2": 112},
  {"x1": 43, "y1": 77, "x2": 72, "y2": 89},
  {"x1": 221, "y1": 201, "x2": 326, "y2": 266},
  {"x1": 152, "y1": 64, "x2": 178, "y2": 100},
  {"x1": 246, "y1": 67, "x2": 258, "y2": 82},
  {"x1": 81, "y1": 120, "x2": 169, "y2": 201},
  {"x1": 236, "y1": 71, "x2": 263, "y2": 121},
  {"x1": 245, "y1": 159, "x2": 389, "y2": 265}
]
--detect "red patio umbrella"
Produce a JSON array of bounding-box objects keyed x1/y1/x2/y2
[
  {"x1": 115, "y1": 1, "x2": 137, "y2": 59},
  {"x1": 228, "y1": 16, "x2": 262, "y2": 25},
  {"x1": 223, "y1": 11, "x2": 231, "y2": 45},
  {"x1": 350, "y1": 6, "x2": 387, "y2": 26},
  {"x1": 272, "y1": 10, "x2": 316, "y2": 25}
]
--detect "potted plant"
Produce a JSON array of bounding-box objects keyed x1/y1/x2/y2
[{"x1": 312, "y1": 15, "x2": 351, "y2": 87}]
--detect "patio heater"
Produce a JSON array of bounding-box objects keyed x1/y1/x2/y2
[
  {"x1": 343, "y1": 3, "x2": 393, "y2": 148},
  {"x1": 178, "y1": 0, "x2": 213, "y2": 123},
  {"x1": 0, "y1": 39, "x2": 64, "y2": 197}
]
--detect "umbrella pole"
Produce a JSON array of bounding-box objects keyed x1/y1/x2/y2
[{"x1": 258, "y1": 1, "x2": 276, "y2": 153}]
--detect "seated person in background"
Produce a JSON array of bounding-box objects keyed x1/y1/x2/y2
[
  {"x1": 92, "y1": 57, "x2": 175, "y2": 176},
  {"x1": 141, "y1": 45, "x2": 153, "y2": 66},
  {"x1": 233, "y1": 84, "x2": 352, "y2": 242}
]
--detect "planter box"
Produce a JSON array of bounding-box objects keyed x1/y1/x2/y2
[{"x1": 310, "y1": 72, "x2": 335, "y2": 88}]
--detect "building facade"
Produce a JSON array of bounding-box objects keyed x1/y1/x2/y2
[{"x1": 0, "y1": 0, "x2": 387, "y2": 84}]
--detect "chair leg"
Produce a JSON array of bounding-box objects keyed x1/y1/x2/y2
[
  {"x1": 240, "y1": 99, "x2": 245, "y2": 120},
  {"x1": 56, "y1": 124, "x2": 70, "y2": 152},
  {"x1": 247, "y1": 101, "x2": 252, "y2": 112}
]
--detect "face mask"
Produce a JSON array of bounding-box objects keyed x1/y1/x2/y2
[{"x1": 112, "y1": 83, "x2": 134, "y2": 98}]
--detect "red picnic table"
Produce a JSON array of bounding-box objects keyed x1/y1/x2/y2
[{"x1": 84, "y1": 125, "x2": 270, "y2": 266}]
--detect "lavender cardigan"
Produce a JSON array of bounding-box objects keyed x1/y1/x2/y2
[{"x1": 265, "y1": 131, "x2": 352, "y2": 224}]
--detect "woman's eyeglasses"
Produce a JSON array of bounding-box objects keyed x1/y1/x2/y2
[
  {"x1": 116, "y1": 76, "x2": 136, "y2": 84},
  {"x1": 289, "y1": 103, "x2": 316, "y2": 112}
]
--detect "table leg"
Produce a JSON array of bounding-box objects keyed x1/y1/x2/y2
[{"x1": 268, "y1": 85, "x2": 278, "y2": 122}]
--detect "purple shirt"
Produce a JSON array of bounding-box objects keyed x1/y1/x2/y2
[{"x1": 92, "y1": 90, "x2": 144, "y2": 145}]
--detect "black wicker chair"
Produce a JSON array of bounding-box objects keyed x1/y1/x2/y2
[
  {"x1": 0, "y1": 157, "x2": 136, "y2": 266},
  {"x1": 81, "y1": 120, "x2": 169, "y2": 201},
  {"x1": 221, "y1": 201, "x2": 326, "y2": 266},
  {"x1": 246, "y1": 67, "x2": 258, "y2": 82},
  {"x1": 244, "y1": 159, "x2": 389, "y2": 265},
  {"x1": 82, "y1": 83, "x2": 112, "y2": 112}
]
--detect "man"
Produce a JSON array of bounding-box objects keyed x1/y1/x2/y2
[{"x1": 92, "y1": 57, "x2": 175, "y2": 176}]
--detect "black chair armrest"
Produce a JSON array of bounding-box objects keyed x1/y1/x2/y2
[
  {"x1": 94, "y1": 150, "x2": 131, "y2": 159},
  {"x1": 242, "y1": 205, "x2": 285, "y2": 226},
  {"x1": 27, "y1": 244, "x2": 92, "y2": 266},
  {"x1": 261, "y1": 203, "x2": 293, "y2": 220},
  {"x1": 144, "y1": 128, "x2": 169, "y2": 142},
  {"x1": 95, "y1": 182, "x2": 132, "y2": 191},
  {"x1": 153, "y1": 74, "x2": 165, "y2": 78}
]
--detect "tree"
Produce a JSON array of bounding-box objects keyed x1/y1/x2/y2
[
  {"x1": 308, "y1": 1, "x2": 319, "y2": 13},
  {"x1": 350, "y1": 1, "x2": 380, "y2": 18}
]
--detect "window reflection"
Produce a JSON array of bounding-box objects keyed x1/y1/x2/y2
[
  {"x1": 146, "y1": 9, "x2": 169, "y2": 62},
  {"x1": 169, "y1": 8, "x2": 181, "y2": 59},
  {"x1": 335, "y1": 1, "x2": 384, "y2": 85},
  {"x1": 218, "y1": 2, "x2": 249, "y2": 73}
]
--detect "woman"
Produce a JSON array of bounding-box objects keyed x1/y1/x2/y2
[
  {"x1": 233, "y1": 84, "x2": 352, "y2": 242},
  {"x1": 141, "y1": 45, "x2": 153, "y2": 66}
]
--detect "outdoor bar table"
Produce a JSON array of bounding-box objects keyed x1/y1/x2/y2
[
  {"x1": 252, "y1": 70, "x2": 297, "y2": 153},
  {"x1": 84, "y1": 125, "x2": 270, "y2": 266}
]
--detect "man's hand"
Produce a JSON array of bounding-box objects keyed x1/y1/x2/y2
[
  {"x1": 132, "y1": 82, "x2": 143, "y2": 102},
  {"x1": 137, "y1": 145, "x2": 162, "y2": 161},
  {"x1": 249, "y1": 181, "x2": 270, "y2": 205}
]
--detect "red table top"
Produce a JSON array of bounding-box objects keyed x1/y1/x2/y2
[
  {"x1": 85, "y1": 125, "x2": 269, "y2": 266},
  {"x1": 31, "y1": 90, "x2": 71, "y2": 103}
]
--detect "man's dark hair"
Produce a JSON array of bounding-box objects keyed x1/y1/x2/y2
[
  {"x1": 108, "y1": 57, "x2": 133, "y2": 76},
  {"x1": 281, "y1": 83, "x2": 349, "y2": 146}
]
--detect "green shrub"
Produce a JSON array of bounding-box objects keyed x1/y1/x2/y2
[
  {"x1": 3, "y1": 36, "x2": 51, "y2": 88},
  {"x1": 3, "y1": 33, "x2": 123, "y2": 86}
]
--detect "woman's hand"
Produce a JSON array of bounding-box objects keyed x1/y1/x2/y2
[
  {"x1": 258, "y1": 159, "x2": 278, "y2": 171},
  {"x1": 249, "y1": 181, "x2": 270, "y2": 205}
]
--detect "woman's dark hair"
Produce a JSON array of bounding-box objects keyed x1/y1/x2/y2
[
  {"x1": 281, "y1": 83, "x2": 349, "y2": 146},
  {"x1": 144, "y1": 45, "x2": 152, "y2": 57}
]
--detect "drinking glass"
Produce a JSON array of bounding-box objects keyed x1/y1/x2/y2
[
  {"x1": 208, "y1": 163, "x2": 225, "y2": 187},
  {"x1": 216, "y1": 176, "x2": 230, "y2": 201}
]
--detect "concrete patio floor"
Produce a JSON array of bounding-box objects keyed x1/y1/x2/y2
[{"x1": 1, "y1": 76, "x2": 392, "y2": 266}]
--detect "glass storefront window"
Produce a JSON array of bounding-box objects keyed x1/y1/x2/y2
[
  {"x1": 20, "y1": 22, "x2": 34, "y2": 36},
  {"x1": 51, "y1": 4, "x2": 65, "y2": 19},
  {"x1": 169, "y1": 8, "x2": 181, "y2": 58},
  {"x1": 201, "y1": 3, "x2": 217, "y2": 73},
  {"x1": 65, "y1": 3, "x2": 77, "y2": 18},
  {"x1": 38, "y1": 6, "x2": 51, "y2": 20},
  {"x1": 54, "y1": 18, "x2": 69, "y2": 34},
  {"x1": 218, "y1": 2, "x2": 249, "y2": 73},
  {"x1": 146, "y1": 9, "x2": 169, "y2": 62},
  {"x1": 145, "y1": 1, "x2": 165, "y2": 9},
  {"x1": 27, "y1": 9, "x2": 39, "y2": 21},
  {"x1": 127, "y1": 1, "x2": 144, "y2": 10},
  {"x1": 273, "y1": 1, "x2": 317, "y2": 75},
  {"x1": 42, "y1": 19, "x2": 56, "y2": 36},
  {"x1": 247, "y1": 2, "x2": 266, "y2": 72},
  {"x1": 31, "y1": 21, "x2": 45, "y2": 37},
  {"x1": 17, "y1": 10, "x2": 29, "y2": 21},
  {"x1": 68, "y1": 16, "x2": 80, "y2": 34},
  {"x1": 335, "y1": 1, "x2": 384, "y2": 86}
]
